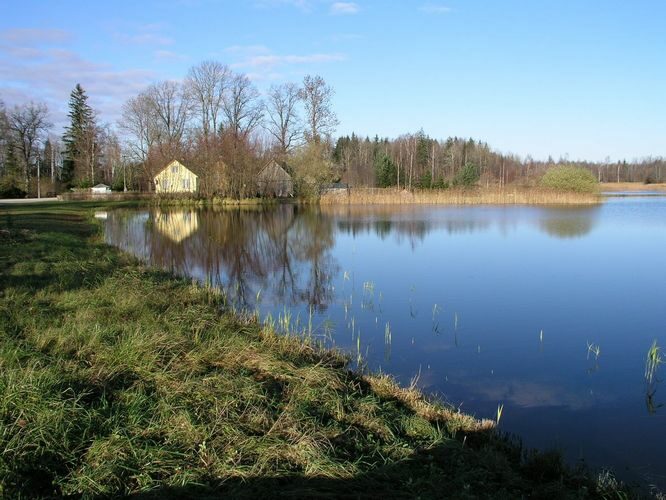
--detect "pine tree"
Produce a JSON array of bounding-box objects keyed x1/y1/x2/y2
[{"x1": 62, "y1": 84, "x2": 96, "y2": 187}]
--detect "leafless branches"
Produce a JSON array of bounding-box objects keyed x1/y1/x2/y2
[
  {"x1": 300, "y1": 75, "x2": 339, "y2": 143},
  {"x1": 6, "y1": 101, "x2": 51, "y2": 188},
  {"x1": 265, "y1": 82, "x2": 302, "y2": 157},
  {"x1": 186, "y1": 60, "x2": 231, "y2": 138}
]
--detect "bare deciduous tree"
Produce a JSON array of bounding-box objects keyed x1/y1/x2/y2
[
  {"x1": 186, "y1": 60, "x2": 230, "y2": 138},
  {"x1": 265, "y1": 82, "x2": 302, "y2": 157},
  {"x1": 7, "y1": 101, "x2": 51, "y2": 190},
  {"x1": 222, "y1": 73, "x2": 264, "y2": 140},
  {"x1": 120, "y1": 92, "x2": 158, "y2": 164},
  {"x1": 300, "y1": 75, "x2": 338, "y2": 143},
  {"x1": 145, "y1": 80, "x2": 191, "y2": 156}
]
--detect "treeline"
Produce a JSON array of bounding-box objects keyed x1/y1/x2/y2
[
  {"x1": 1, "y1": 59, "x2": 665, "y2": 198},
  {"x1": 333, "y1": 131, "x2": 666, "y2": 189}
]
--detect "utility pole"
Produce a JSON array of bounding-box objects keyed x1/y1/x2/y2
[
  {"x1": 37, "y1": 156, "x2": 41, "y2": 199},
  {"x1": 51, "y1": 140, "x2": 55, "y2": 187}
]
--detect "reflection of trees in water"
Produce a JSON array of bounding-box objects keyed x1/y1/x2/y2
[
  {"x1": 330, "y1": 205, "x2": 601, "y2": 242},
  {"x1": 537, "y1": 206, "x2": 600, "y2": 239},
  {"x1": 337, "y1": 220, "x2": 429, "y2": 246},
  {"x1": 105, "y1": 205, "x2": 337, "y2": 311},
  {"x1": 104, "y1": 204, "x2": 603, "y2": 312},
  {"x1": 291, "y1": 208, "x2": 336, "y2": 310},
  {"x1": 336, "y1": 218, "x2": 491, "y2": 247}
]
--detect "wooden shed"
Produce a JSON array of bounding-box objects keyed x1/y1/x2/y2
[{"x1": 256, "y1": 160, "x2": 294, "y2": 197}]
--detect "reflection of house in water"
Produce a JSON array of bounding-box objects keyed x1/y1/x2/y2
[{"x1": 153, "y1": 210, "x2": 199, "y2": 243}]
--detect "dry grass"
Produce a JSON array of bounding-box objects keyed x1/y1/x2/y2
[
  {"x1": 320, "y1": 187, "x2": 601, "y2": 205},
  {"x1": 600, "y1": 182, "x2": 666, "y2": 192}
]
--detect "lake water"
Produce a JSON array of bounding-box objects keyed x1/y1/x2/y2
[{"x1": 103, "y1": 195, "x2": 666, "y2": 489}]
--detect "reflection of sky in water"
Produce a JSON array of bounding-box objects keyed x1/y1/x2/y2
[{"x1": 104, "y1": 197, "x2": 666, "y2": 489}]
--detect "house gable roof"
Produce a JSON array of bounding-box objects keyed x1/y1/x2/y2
[
  {"x1": 257, "y1": 160, "x2": 291, "y2": 180},
  {"x1": 154, "y1": 160, "x2": 199, "y2": 179}
]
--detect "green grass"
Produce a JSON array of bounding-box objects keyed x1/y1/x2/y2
[{"x1": 0, "y1": 201, "x2": 630, "y2": 498}]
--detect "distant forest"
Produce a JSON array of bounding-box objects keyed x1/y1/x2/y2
[
  {"x1": 333, "y1": 132, "x2": 665, "y2": 189},
  {"x1": 1, "y1": 59, "x2": 664, "y2": 197}
]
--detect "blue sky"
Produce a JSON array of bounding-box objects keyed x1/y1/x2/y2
[{"x1": 1, "y1": 0, "x2": 665, "y2": 161}]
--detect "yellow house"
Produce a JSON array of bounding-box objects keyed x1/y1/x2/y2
[
  {"x1": 153, "y1": 209, "x2": 199, "y2": 243},
  {"x1": 154, "y1": 160, "x2": 199, "y2": 194}
]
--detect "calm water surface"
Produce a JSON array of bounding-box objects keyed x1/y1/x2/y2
[{"x1": 103, "y1": 196, "x2": 666, "y2": 488}]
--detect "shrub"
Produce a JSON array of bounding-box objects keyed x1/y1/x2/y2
[
  {"x1": 452, "y1": 163, "x2": 480, "y2": 187},
  {"x1": 540, "y1": 166, "x2": 598, "y2": 193},
  {"x1": 0, "y1": 177, "x2": 27, "y2": 199}
]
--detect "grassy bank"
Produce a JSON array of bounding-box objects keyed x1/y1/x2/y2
[
  {"x1": 320, "y1": 187, "x2": 601, "y2": 205},
  {"x1": 0, "y1": 201, "x2": 626, "y2": 498}
]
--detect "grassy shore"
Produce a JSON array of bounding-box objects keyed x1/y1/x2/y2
[
  {"x1": 0, "y1": 201, "x2": 628, "y2": 498},
  {"x1": 320, "y1": 187, "x2": 601, "y2": 205}
]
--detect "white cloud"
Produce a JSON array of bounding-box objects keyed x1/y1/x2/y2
[
  {"x1": 228, "y1": 47, "x2": 346, "y2": 81},
  {"x1": 329, "y1": 33, "x2": 363, "y2": 42},
  {"x1": 112, "y1": 22, "x2": 174, "y2": 46},
  {"x1": 154, "y1": 50, "x2": 189, "y2": 62},
  {"x1": 115, "y1": 32, "x2": 173, "y2": 46},
  {"x1": 254, "y1": 0, "x2": 312, "y2": 11},
  {"x1": 0, "y1": 28, "x2": 72, "y2": 44},
  {"x1": 419, "y1": 4, "x2": 452, "y2": 14},
  {"x1": 225, "y1": 44, "x2": 271, "y2": 54},
  {"x1": 330, "y1": 2, "x2": 359, "y2": 15},
  {"x1": 234, "y1": 53, "x2": 346, "y2": 68}
]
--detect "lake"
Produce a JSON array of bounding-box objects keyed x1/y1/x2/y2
[{"x1": 102, "y1": 195, "x2": 666, "y2": 488}]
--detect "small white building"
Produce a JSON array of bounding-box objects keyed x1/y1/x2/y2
[{"x1": 91, "y1": 184, "x2": 112, "y2": 194}]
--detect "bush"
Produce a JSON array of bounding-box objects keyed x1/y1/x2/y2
[
  {"x1": 0, "y1": 177, "x2": 27, "y2": 199},
  {"x1": 452, "y1": 163, "x2": 480, "y2": 187},
  {"x1": 540, "y1": 166, "x2": 598, "y2": 193},
  {"x1": 77, "y1": 179, "x2": 92, "y2": 189}
]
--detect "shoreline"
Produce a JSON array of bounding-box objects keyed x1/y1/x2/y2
[
  {"x1": 320, "y1": 187, "x2": 601, "y2": 205},
  {"x1": 0, "y1": 201, "x2": 637, "y2": 497}
]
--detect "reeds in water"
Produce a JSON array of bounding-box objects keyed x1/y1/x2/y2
[
  {"x1": 320, "y1": 187, "x2": 601, "y2": 206},
  {"x1": 645, "y1": 340, "x2": 663, "y2": 384}
]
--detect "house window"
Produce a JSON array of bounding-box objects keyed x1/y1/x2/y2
[
  {"x1": 171, "y1": 165, "x2": 178, "y2": 174},
  {"x1": 183, "y1": 179, "x2": 190, "y2": 189}
]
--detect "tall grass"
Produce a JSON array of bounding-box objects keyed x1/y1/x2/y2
[{"x1": 320, "y1": 187, "x2": 601, "y2": 205}]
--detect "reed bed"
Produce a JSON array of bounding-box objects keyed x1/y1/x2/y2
[
  {"x1": 600, "y1": 182, "x2": 666, "y2": 192},
  {"x1": 320, "y1": 187, "x2": 601, "y2": 205}
]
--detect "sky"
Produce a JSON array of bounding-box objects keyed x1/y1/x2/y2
[{"x1": 1, "y1": 0, "x2": 665, "y2": 162}]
